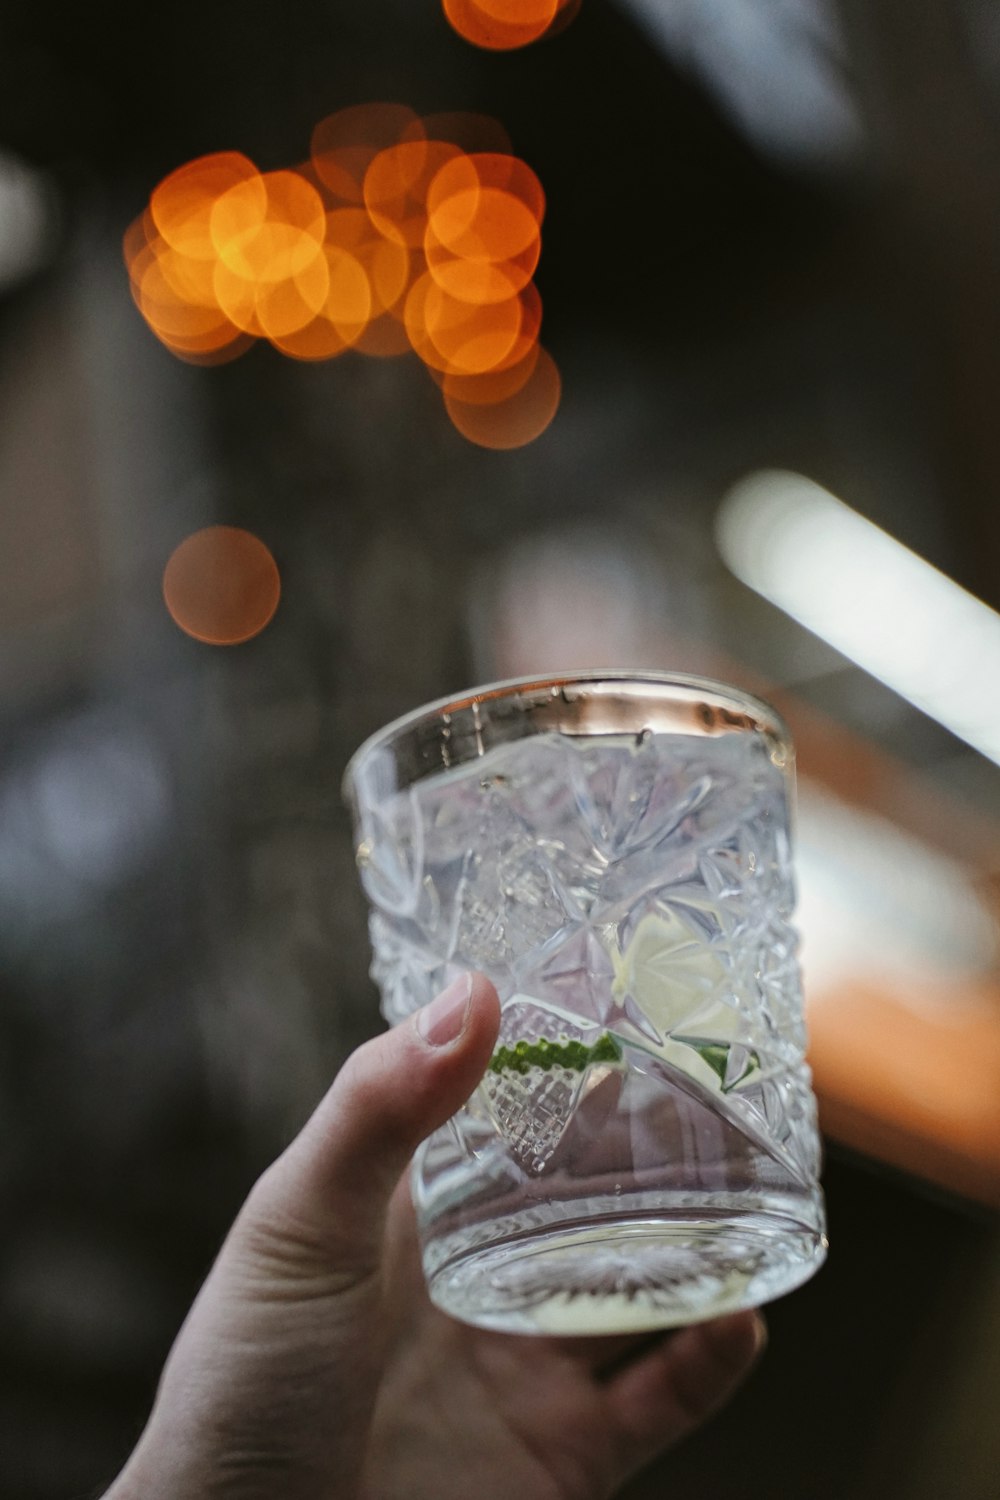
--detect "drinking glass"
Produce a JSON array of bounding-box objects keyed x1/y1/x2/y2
[{"x1": 344, "y1": 672, "x2": 827, "y2": 1334}]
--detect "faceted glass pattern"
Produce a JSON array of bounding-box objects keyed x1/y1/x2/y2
[{"x1": 348, "y1": 683, "x2": 826, "y2": 1333}]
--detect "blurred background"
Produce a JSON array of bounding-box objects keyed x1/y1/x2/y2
[{"x1": 1, "y1": 1, "x2": 999, "y2": 1496}]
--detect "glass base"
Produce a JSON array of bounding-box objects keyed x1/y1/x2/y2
[{"x1": 426, "y1": 1211, "x2": 827, "y2": 1335}]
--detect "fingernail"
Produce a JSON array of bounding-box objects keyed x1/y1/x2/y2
[{"x1": 416, "y1": 974, "x2": 472, "y2": 1048}]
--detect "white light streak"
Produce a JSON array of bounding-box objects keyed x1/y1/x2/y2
[
  {"x1": 620, "y1": 0, "x2": 862, "y2": 168},
  {"x1": 716, "y1": 469, "x2": 1000, "y2": 767}
]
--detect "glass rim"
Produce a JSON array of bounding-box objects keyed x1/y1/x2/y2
[{"x1": 343, "y1": 669, "x2": 792, "y2": 802}]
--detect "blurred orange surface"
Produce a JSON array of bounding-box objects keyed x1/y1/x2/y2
[{"x1": 809, "y1": 979, "x2": 1000, "y2": 1209}]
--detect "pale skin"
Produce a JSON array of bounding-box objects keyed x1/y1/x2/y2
[{"x1": 104, "y1": 974, "x2": 766, "y2": 1500}]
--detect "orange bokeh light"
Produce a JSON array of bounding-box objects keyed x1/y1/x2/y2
[
  {"x1": 363, "y1": 139, "x2": 463, "y2": 250},
  {"x1": 428, "y1": 151, "x2": 545, "y2": 237},
  {"x1": 125, "y1": 105, "x2": 558, "y2": 445},
  {"x1": 325, "y1": 207, "x2": 410, "y2": 314},
  {"x1": 424, "y1": 229, "x2": 539, "y2": 305},
  {"x1": 404, "y1": 111, "x2": 513, "y2": 158},
  {"x1": 163, "y1": 527, "x2": 280, "y2": 645},
  {"x1": 442, "y1": 344, "x2": 561, "y2": 447},
  {"x1": 160, "y1": 332, "x2": 255, "y2": 367},
  {"x1": 211, "y1": 170, "x2": 326, "y2": 282},
  {"x1": 150, "y1": 152, "x2": 261, "y2": 261},
  {"x1": 267, "y1": 245, "x2": 372, "y2": 360},
  {"x1": 442, "y1": 0, "x2": 575, "y2": 50},
  {"x1": 545, "y1": 0, "x2": 582, "y2": 37},
  {"x1": 476, "y1": 0, "x2": 559, "y2": 24},
  {"x1": 310, "y1": 102, "x2": 423, "y2": 204},
  {"x1": 428, "y1": 185, "x2": 540, "y2": 266},
  {"x1": 124, "y1": 211, "x2": 242, "y2": 362},
  {"x1": 405, "y1": 270, "x2": 541, "y2": 376},
  {"x1": 422, "y1": 152, "x2": 543, "y2": 309},
  {"x1": 438, "y1": 340, "x2": 541, "y2": 403},
  {"x1": 133, "y1": 247, "x2": 222, "y2": 338}
]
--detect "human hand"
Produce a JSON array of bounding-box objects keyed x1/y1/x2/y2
[{"x1": 104, "y1": 974, "x2": 765, "y2": 1500}]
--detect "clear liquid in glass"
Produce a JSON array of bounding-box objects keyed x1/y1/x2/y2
[{"x1": 362, "y1": 727, "x2": 827, "y2": 1333}]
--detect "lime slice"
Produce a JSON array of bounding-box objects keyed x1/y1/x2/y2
[
  {"x1": 611, "y1": 910, "x2": 730, "y2": 1035},
  {"x1": 488, "y1": 1032, "x2": 623, "y2": 1076},
  {"x1": 487, "y1": 1030, "x2": 756, "y2": 1093},
  {"x1": 608, "y1": 914, "x2": 760, "y2": 1092}
]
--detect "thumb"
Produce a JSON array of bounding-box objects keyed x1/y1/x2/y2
[
  {"x1": 105, "y1": 973, "x2": 500, "y2": 1500},
  {"x1": 244, "y1": 969, "x2": 501, "y2": 1280}
]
